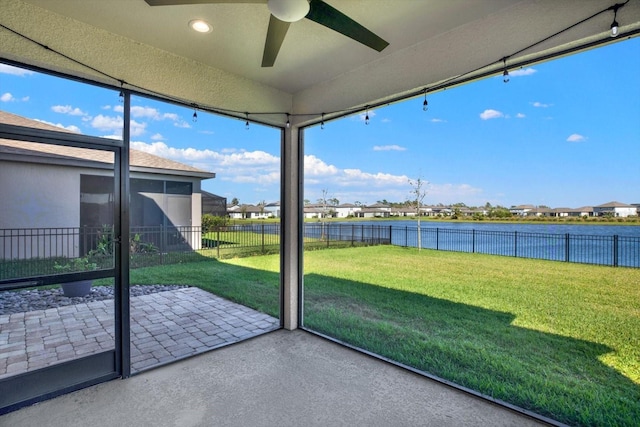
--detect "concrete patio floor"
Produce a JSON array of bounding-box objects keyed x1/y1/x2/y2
[
  {"x1": 2, "y1": 329, "x2": 549, "y2": 427},
  {"x1": 0, "y1": 288, "x2": 280, "y2": 378}
]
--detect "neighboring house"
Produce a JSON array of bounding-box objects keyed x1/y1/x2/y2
[
  {"x1": 304, "y1": 203, "x2": 335, "y2": 218},
  {"x1": 527, "y1": 207, "x2": 553, "y2": 217},
  {"x1": 593, "y1": 201, "x2": 637, "y2": 217},
  {"x1": 0, "y1": 110, "x2": 215, "y2": 259},
  {"x1": 572, "y1": 206, "x2": 595, "y2": 217},
  {"x1": 510, "y1": 205, "x2": 535, "y2": 216},
  {"x1": 392, "y1": 207, "x2": 417, "y2": 217},
  {"x1": 303, "y1": 207, "x2": 325, "y2": 219},
  {"x1": 201, "y1": 191, "x2": 227, "y2": 217},
  {"x1": 334, "y1": 203, "x2": 361, "y2": 218},
  {"x1": 264, "y1": 201, "x2": 281, "y2": 218},
  {"x1": 354, "y1": 207, "x2": 390, "y2": 218},
  {"x1": 366, "y1": 203, "x2": 391, "y2": 212},
  {"x1": 227, "y1": 204, "x2": 268, "y2": 219},
  {"x1": 428, "y1": 205, "x2": 452, "y2": 216}
]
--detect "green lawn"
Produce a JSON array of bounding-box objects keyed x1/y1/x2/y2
[{"x1": 130, "y1": 246, "x2": 639, "y2": 426}]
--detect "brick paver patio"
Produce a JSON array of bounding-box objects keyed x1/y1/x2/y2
[{"x1": 0, "y1": 288, "x2": 279, "y2": 378}]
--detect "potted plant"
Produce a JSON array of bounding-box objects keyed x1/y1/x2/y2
[{"x1": 54, "y1": 256, "x2": 98, "y2": 297}]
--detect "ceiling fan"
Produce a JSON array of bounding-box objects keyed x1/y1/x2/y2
[{"x1": 144, "y1": 0, "x2": 389, "y2": 67}]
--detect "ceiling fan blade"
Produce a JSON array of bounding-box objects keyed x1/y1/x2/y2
[
  {"x1": 144, "y1": 0, "x2": 263, "y2": 6},
  {"x1": 262, "y1": 15, "x2": 290, "y2": 67},
  {"x1": 305, "y1": 0, "x2": 389, "y2": 52}
]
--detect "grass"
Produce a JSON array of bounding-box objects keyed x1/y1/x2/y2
[
  {"x1": 129, "y1": 254, "x2": 280, "y2": 318},
  {"x1": 299, "y1": 246, "x2": 640, "y2": 427},
  {"x1": 167, "y1": 246, "x2": 639, "y2": 427}
]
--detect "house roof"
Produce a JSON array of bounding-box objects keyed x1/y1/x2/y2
[
  {"x1": 594, "y1": 201, "x2": 634, "y2": 208},
  {"x1": 2, "y1": 1, "x2": 638, "y2": 128},
  {"x1": 0, "y1": 110, "x2": 215, "y2": 179}
]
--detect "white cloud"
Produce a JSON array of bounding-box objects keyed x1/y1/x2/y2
[
  {"x1": 304, "y1": 155, "x2": 338, "y2": 176},
  {"x1": 0, "y1": 64, "x2": 34, "y2": 76},
  {"x1": 479, "y1": 109, "x2": 504, "y2": 120},
  {"x1": 373, "y1": 145, "x2": 406, "y2": 151},
  {"x1": 131, "y1": 141, "x2": 278, "y2": 167},
  {"x1": 431, "y1": 118, "x2": 446, "y2": 123},
  {"x1": 51, "y1": 105, "x2": 87, "y2": 116},
  {"x1": 150, "y1": 133, "x2": 164, "y2": 141},
  {"x1": 509, "y1": 67, "x2": 537, "y2": 77},
  {"x1": 34, "y1": 119, "x2": 81, "y2": 134},
  {"x1": 114, "y1": 105, "x2": 187, "y2": 128},
  {"x1": 566, "y1": 133, "x2": 586, "y2": 142},
  {"x1": 91, "y1": 114, "x2": 122, "y2": 132},
  {"x1": 131, "y1": 141, "x2": 280, "y2": 184},
  {"x1": 532, "y1": 101, "x2": 551, "y2": 108},
  {"x1": 0, "y1": 92, "x2": 28, "y2": 102},
  {"x1": 173, "y1": 120, "x2": 191, "y2": 129},
  {"x1": 90, "y1": 115, "x2": 146, "y2": 136},
  {"x1": 337, "y1": 169, "x2": 409, "y2": 188},
  {"x1": 516, "y1": 113, "x2": 526, "y2": 118}
]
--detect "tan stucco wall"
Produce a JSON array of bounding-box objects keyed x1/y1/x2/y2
[{"x1": 0, "y1": 161, "x2": 81, "y2": 258}]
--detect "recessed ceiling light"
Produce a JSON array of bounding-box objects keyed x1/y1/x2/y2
[{"x1": 189, "y1": 19, "x2": 212, "y2": 33}]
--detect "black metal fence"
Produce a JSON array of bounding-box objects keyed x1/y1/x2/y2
[
  {"x1": 1, "y1": 224, "x2": 637, "y2": 281},
  {"x1": 392, "y1": 226, "x2": 639, "y2": 268}
]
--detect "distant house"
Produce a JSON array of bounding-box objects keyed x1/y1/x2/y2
[
  {"x1": 303, "y1": 206, "x2": 325, "y2": 219},
  {"x1": 366, "y1": 203, "x2": 391, "y2": 212},
  {"x1": 593, "y1": 201, "x2": 637, "y2": 217},
  {"x1": 391, "y1": 207, "x2": 417, "y2": 217},
  {"x1": 0, "y1": 110, "x2": 215, "y2": 259},
  {"x1": 510, "y1": 205, "x2": 535, "y2": 216},
  {"x1": 334, "y1": 203, "x2": 361, "y2": 218},
  {"x1": 354, "y1": 207, "x2": 390, "y2": 218},
  {"x1": 227, "y1": 204, "x2": 269, "y2": 219},
  {"x1": 264, "y1": 201, "x2": 281, "y2": 218},
  {"x1": 304, "y1": 203, "x2": 335, "y2": 219},
  {"x1": 573, "y1": 206, "x2": 595, "y2": 217}
]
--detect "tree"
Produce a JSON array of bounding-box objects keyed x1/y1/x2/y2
[
  {"x1": 408, "y1": 176, "x2": 428, "y2": 251},
  {"x1": 231, "y1": 197, "x2": 239, "y2": 206}
]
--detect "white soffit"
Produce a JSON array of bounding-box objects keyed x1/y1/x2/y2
[{"x1": 1, "y1": 0, "x2": 639, "y2": 127}]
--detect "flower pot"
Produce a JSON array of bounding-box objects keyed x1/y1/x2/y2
[{"x1": 61, "y1": 280, "x2": 93, "y2": 297}]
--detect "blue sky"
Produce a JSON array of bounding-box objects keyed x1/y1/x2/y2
[{"x1": 1, "y1": 36, "x2": 639, "y2": 208}]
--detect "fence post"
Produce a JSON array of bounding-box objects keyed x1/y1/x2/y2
[
  {"x1": 613, "y1": 235, "x2": 618, "y2": 267},
  {"x1": 405, "y1": 226, "x2": 408, "y2": 247},
  {"x1": 436, "y1": 228, "x2": 439, "y2": 251},
  {"x1": 351, "y1": 224, "x2": 355, "y2": 246},
  {"x1": 327, "y1": 223, "x2": 330, "y2": 248},
  {"x1": 472, "y1": 229, "x2": 476, "y2": 253},
  {"x1": 514, "y1": 231, "x2": 518, "y2": 257},
  {"x1": 216, "y1": 229, "x2": 220, "y2": 258},
  {"x1": 261, "y1": 223, "x2": 265, "y2": 253},
  {"x1": 565, "y1": 233, "x2": 570, "y2": 262}
]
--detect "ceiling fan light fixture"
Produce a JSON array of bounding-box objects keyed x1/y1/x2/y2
[
  {"x1": 268, "y1": 0, "x2": 310, "y2": 23},
  {"x1": 189, "y1": 19, "x2": 212, "y2": 33}
]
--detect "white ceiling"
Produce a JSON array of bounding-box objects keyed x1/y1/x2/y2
[{"x1": 1, "y1": 0, "x2": 639, "y2": 127}]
